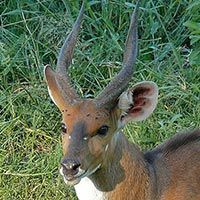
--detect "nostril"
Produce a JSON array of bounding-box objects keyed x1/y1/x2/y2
[
  {"x1": 72, "y1": 162, "x2": 81, "y2": 171},
  {"x1": 61, "y1": 159, "x2": 81, "y2": 171}
]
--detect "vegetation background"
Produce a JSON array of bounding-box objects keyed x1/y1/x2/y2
[{"x1": 1, "y1": 0, "x2": 200, "y2": 199}]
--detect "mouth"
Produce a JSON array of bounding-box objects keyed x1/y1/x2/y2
[
  {"x1": 59, "y1": 163, "x2": 102, "y2": 185},
  {"x1": 59, "y1": 167, "x2": 87, "y2": 185}
]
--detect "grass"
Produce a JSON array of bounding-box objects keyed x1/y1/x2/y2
[{"x1": 0, "y1": 0, "x2": 199, "y2": 199}]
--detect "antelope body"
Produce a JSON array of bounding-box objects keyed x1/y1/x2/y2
[{"x1": 44, "y1": 2, "x2": 200, "y2": 200}]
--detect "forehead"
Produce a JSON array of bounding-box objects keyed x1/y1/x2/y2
[{"x1": 61, "y1": 100, "x2": 109, "y2": 134}]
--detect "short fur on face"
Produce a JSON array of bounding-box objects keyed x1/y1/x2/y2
[{"x1": 45, "y1": 66, "x2": 159, "y2": 185}]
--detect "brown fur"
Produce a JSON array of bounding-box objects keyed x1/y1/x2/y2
[
  {"x1": 45, "y1": 72, "x2": 200, "y2": 199},
  {"x1": 87, "y1": 130, "x2": 200, "y2": 200},
  {"x1": 44, "y1": 2, "x2": 200, "y2": 199},
  {"x1": 146, "y1": 129, "x2": 200, "y2": 200}
]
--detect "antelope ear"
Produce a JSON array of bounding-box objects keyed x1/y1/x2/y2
[
  {"x1": 118, "y1": 81, "x2": 158, "y2": 125},
  {"x1": 44, "y1": 65, "x2": 66, "y2": 109}
]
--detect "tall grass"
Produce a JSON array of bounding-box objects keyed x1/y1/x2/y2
[{"x1": 0, "y1": 0, "x2": 199, "y2": 199}]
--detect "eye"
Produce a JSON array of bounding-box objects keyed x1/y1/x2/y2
[
  {"x1": 61, "y1": 123, "x2": 67, "y2": 134},
  {"x1": 97, "y1": 125, "x2": 109, "y2": 136}
]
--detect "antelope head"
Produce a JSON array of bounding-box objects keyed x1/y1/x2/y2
[{"x1": 44, "y1": 2, "x2": 158, "y2": 185}]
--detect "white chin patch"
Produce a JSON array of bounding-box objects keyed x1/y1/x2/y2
[
  {"x1": 59, "y1": 164, "x2": 102, "y2": 186},
  {"x1": 63, "y1": 176, "x2": 81, "y2": 186},
  {"x1": 59, "y1": 167, "x2": 83, "y2": 186}
]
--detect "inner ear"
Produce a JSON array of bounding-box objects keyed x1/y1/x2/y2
[
  {"x1": 130, "y1": 85, "x2": 153, "y2": 114},
  {"x1": 118, "y1": 81, "x2": 158, "y2": 124}
]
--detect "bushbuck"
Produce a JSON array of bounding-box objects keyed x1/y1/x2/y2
[{"x1": 44, "y1": 1, "x2": 200, "y2": 200}]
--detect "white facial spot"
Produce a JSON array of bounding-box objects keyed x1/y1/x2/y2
[
  {"x1": 105, "y1": 144, "x2": 109, "y2": 152},
  {"x1": 83, "y1": 136, "x2": 88, "y2": 141},
  {"x1": 68, "y1": 135, "x2": 71, "y2": 140}
]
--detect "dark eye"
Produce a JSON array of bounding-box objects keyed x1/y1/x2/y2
[
  {"x1": 61, "y1": 123, "x2": 67, "y2": 134},
  {"x1": 97, "y1": 125, "x2": 109, "y2": 136}
]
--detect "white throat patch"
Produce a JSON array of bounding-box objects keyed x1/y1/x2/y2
[{"x1": 74, "y1": 177, "x2": 105, "y2": 200}]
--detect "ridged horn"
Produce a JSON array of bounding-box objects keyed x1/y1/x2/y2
[
  {"x1": 55, "y1": 2, "x2": 85, "y2": 105},
  {"x1": 95, "y1": 1, "x2": 139, "y2": 109}
]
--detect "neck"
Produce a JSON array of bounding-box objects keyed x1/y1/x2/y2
[{"x1": 87, "y1": 132, "x2": 152, "y2": 200}]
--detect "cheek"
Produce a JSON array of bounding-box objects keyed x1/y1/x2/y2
[{"x1": 88, "y1": 137, "x2": 104, "y2": 157}]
